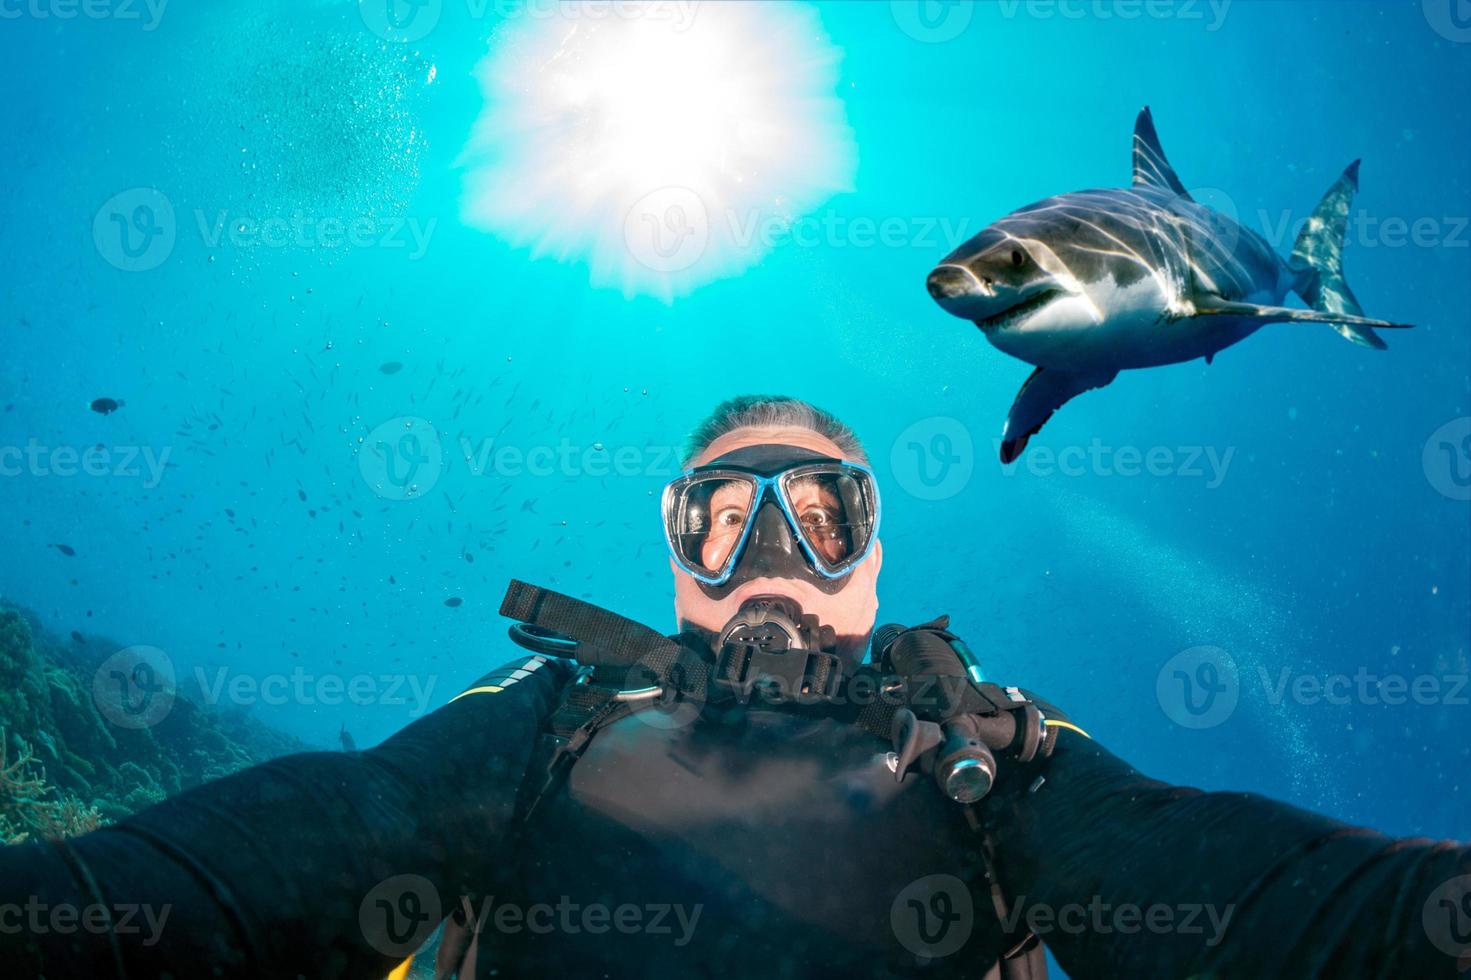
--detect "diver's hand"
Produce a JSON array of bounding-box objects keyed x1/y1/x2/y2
[
  {"x1": 876, "y1": 618, "x2": 1075, "y2": 803},
  {"x1": 876, "y1": 616, "x2": 992, "y2": 721}
]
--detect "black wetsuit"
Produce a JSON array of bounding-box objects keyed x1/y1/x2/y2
[{"x1": 3, "y1": 651, "x2": 1468, "y2": 979}]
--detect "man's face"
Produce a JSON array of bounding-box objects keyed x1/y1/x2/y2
[{"x1": 671, "y1": 424, "x2": 883, "y2": 660}]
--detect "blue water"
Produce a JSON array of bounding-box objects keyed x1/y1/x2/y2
[{"x1": 1, "y1": 0, "x2": 1467, "y2": 865}]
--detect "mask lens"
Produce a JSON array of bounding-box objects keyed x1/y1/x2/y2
[
  {"x1": 781, "y1": 467, "x2": 878, "y2": 575},
  {"x1": 664, "y1": 474, "x2": 758, "y2": 580}
]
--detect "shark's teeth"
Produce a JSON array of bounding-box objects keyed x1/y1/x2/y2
[{"x1": 976, "y1": 289, "x2": 1061, "y2": 330}]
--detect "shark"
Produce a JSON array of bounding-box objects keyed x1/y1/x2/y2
[{"x1": 926, "y1": 107, "x2": 1412, "y2": 463}]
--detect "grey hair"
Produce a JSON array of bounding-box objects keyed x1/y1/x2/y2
[{"x1": 682, "y1": 395, "x2": 869, "y2": 467}]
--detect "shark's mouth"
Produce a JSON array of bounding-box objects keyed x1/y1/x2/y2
[{"x1": 975, "y1": 289, "x2": 1062, "y2": 331}]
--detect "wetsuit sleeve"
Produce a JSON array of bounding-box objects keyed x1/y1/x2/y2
[
  {"x1": 980, "y1": 732, "x2": 1471, "y2": 979},
  {"x1": 0, "y1": 654, "x2": 573, "y2": 980}
]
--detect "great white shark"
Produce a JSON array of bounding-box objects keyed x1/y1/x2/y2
[{"x1": 926, "y1": 107, "x2": 1412, "y2": 463}]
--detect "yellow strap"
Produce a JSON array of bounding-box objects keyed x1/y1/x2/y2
[
  {"x1": 450, "y1": 684, "x2": 504, "y2": 703},
  {"x1": 386, "y1": 956, "x2": 413, "y2": 980},
  {"x1": 1044, "y1": 719, "x2": 1092, "y2": 740}
]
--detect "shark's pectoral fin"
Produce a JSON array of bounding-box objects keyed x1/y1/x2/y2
[
  {"x1": 1191, "y1": 297, "x2": 1412, "y2": 351},
  {"x1": 1132, "y1": 107, "x2": 1194, "y2": 202},
  {"x1": 1001, "y1": 367, "x2": 1118, "y2": 463}
]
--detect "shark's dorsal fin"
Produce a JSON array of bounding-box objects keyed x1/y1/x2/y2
[{"x1": 1132, "y1": 107, "x2": 1193, "y2": 201}]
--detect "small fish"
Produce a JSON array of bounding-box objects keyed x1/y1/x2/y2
[
  {"x1": 379, "y1": 361, "x2": 404, "y2": 375},
  {"x1": 444, "y1": 596, "x2": 463, "y2": 608},
  {"x1": 53, "y1": 544, "x2": 76, "y2": 556},
  {"x1": 90, "y1": 397, "x2": 124, "y2": 415},
  {"x1": 70, "y1": 631, "x2": 85, "y2": 644}
]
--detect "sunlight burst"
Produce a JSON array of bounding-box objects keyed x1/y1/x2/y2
[{"x1": 460, "y1": 2, "x2": 856, "y2": 300}]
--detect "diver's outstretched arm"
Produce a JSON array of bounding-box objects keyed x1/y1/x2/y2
[
  {"x1": 979, "y1": 731, "x2": 1471, "y2": 978},
  {"x1": 0, "y1": 655, "x2": 572, "y2": 980}
]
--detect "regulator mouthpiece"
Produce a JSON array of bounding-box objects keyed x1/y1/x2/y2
[{"x1": 713, "y1": 596, "x2": 842, "y2": 704}]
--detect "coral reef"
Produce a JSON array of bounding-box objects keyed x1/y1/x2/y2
[{"x1": 0, "y1": 602, "x2": 306, "y2": 844}]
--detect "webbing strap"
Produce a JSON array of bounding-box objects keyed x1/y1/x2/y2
[{"x1": 501, "y1": 579, "x2": 686, "y2": 675}]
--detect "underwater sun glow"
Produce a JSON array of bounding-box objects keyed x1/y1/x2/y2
[{"x1": 460, "y1": 2, "x2": 857, "y2": 301}]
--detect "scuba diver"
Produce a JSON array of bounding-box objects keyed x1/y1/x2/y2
[{"x1": 2, "y1": 395, "x2": 1468, "y2": 979}]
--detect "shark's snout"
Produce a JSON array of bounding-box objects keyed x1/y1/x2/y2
[
  {"x1": 927, "y1": 264, "x2": 996, "y2": 316},
  {"x1": 927, "y1": 264, "x2": 981, "y2": 300}
]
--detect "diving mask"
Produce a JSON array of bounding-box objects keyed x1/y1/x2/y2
[{"x1": 662, "y1": 444, "x2": 881, "y2": 596}]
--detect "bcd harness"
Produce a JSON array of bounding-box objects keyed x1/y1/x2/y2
[{"x1": 493, "y1": 580, "x2": 1085, "y2": 976}]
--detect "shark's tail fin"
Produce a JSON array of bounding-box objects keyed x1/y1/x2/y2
[{"x1": 1288, "y1": 161, "x2": 1408, "y2": 350}]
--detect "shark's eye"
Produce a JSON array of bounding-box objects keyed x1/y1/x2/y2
[{"x1": 1011, "y1": 249, "x2": 1025, "y2": 268}]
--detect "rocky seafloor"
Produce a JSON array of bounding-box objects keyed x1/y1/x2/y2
[{"x1": 0, "y1": 602, "x2": 306, "y2": 844}]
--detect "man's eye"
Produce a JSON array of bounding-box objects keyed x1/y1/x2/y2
[
  {"x1": 714, "y1": 508, "x2": 747, "y2": 528},
  {"x1": 801, "y1": 508, "x2": 836, "y2": 529}
]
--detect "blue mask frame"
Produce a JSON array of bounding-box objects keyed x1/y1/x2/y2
[{"x1": 662, "y1": 456, "x2": 881, "y2": 587}]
